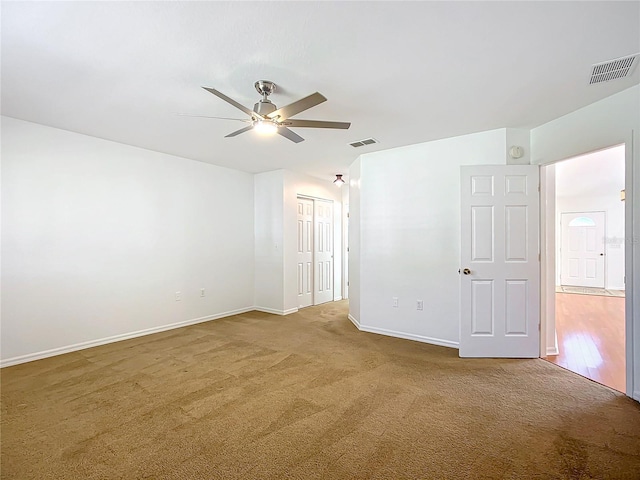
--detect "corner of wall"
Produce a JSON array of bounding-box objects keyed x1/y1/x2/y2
[{"x1": 253, "y1": 170, "x2": 286, "y2": 313}]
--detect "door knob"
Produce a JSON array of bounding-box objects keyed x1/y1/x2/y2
[
  {"x1": 599, "y1": 253, "x2": 604, "y2": 256},
  {"x1": 463, "y1": 268, "x2": 471, "y2": 275}
]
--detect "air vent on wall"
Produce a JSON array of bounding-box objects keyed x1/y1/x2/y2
[
  {"x1": 589, "y1": 53, "x2": 639, "y2": 84},
  {"x1": 349, "y1": 138, "x2": 378, "y2": 148}
]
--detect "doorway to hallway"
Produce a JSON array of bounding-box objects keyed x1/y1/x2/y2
[{"x1": 542, "y1": 144, "x2": 626, "y2": 392}]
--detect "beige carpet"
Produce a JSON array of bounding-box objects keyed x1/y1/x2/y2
[{"x1": 2, "y1": 301, "x2": 639, "y2": 479}]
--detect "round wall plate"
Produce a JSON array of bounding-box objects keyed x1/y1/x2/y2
[{"x1": 509, "y1": 146, "x2": 524, "y2": 159}]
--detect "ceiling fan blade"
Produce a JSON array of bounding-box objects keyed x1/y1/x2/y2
[
  {"x1": 177, "y1": 113, "x2": 251, "y2": 122},
  {"x1": 277, "y1": 127, "x2": 305, "y2": 143},
  {"x1": 202, "y1": 86, "x2": 264, "y2": 119},
  {"x1": 282, "y1": 119, "x2": 351, "y2": 129},
  {"x1": 225, "y1": 125, "x2": 254, "y2": 138},
  {"x1": 267, "y1": 92, "x2": 327, "y2": 121}
]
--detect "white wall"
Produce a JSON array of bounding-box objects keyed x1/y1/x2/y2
[
  {"x1": 254, "y1": 169, "x2": 343, "y2": 315},
  {"x1": 531, "y1": 85, "x2": 639, "y2": 401},
  {"x1": 505, "y1": 128, "x2": 531, "y2": 166},
  {"x1": 350, "y1": 129, "x2": 508, "y2": 347},
  {"x1": 1, "y1": 117, "x2": 255, "y2": 365},
  {"x1": 347, "y1": 159, "x2": 361, "y2": 326},
  {"x1": 254, "y1": 170, "x2": 285, "y2": 314}
]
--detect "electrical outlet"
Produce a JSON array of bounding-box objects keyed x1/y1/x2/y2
[
  {"x1": 392, "y1": 297, "x2": 399, "y2": 308},
  {"x1": 200, "y1": 288, "x2": 205, "y2": 297},
  {"x1": 417, "y1": 300, "x2": 424, "y2": 311},
  {"x1": 175, "y1": 291, "x2": 182, "y2": 302}
]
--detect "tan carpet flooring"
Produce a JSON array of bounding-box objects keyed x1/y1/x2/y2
[{"x1": 2, "y1": 301, "x2": 639, "y2": 479}]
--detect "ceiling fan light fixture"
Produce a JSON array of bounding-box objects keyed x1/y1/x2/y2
[
  {"x1": 253, "y1": 120, "x2": 278, "y2": 135},
  {"x1": 333, "y1": 174, "x2": 345, "y2": 187},
  {"x1": 201, "y1": 83, "x2": 350, "y2": 143}
]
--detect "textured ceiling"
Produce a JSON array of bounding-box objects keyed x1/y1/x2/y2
[{"x1": 2, "y1": 1, "x2": 639, "y2": 181}]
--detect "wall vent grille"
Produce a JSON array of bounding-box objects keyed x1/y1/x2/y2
[
  {"x1": 349, "y1": 138, "x2": 378, "y2": 148},
  {"x1": 589, "y1": 54, "x2": 639, "y2": 84}
]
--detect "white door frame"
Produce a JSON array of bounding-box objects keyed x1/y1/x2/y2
[
  {"x1": 343, "y1": 203, "x2": 349, "y2": 300},
  {"x1": 540, "y1": 139, "x2": 634, "y2": 398}
]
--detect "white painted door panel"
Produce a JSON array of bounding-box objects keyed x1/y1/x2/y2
[
  {"x1": 460, "y1": 165, "x2": 540, "y2": 358},
  {"x1": 297, "y1": 198, "x2": 314, "y2": 308},
  {"x1": 314, "y1": 200, "x2": 333, "y2": 305},
  {"x1": 560, "y1": 212, "x2": 605, "y2": 288}
]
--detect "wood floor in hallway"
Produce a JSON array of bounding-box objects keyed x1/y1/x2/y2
[{"x1": 545, "y1": 292, "x2": 625, "y2": 393}]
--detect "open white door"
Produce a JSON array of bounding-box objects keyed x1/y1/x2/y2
[{"x1": 460, "y1": 165, "x2": 540, "y2": 358}]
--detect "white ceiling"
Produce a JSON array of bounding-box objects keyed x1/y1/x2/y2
[
  {"x1": 2, "y1": 1, "x2": 639, "y2": 181},
  {"x1": 556, "y1": 144, "x2": 626, "y2": 199}
]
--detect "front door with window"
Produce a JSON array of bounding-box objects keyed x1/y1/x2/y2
[{"x1": 560, "y1": 212, "x2": 605, "y2": 288}]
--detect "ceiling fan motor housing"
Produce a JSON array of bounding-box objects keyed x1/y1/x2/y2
[
  {"x1": 254, "y1": 100, "x2": 276, "y2": 116},
  {"x1": 253, "y1": 80, "x2": 277, "y2": 117}
]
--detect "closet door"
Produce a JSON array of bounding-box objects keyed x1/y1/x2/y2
[
  {"x1": 296, "y1": 198, "x2": 314, "y2": 308},
  {"x1": 314, "y1": 200, "x2": 333, "y2": 305}
]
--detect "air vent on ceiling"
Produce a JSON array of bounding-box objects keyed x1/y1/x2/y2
[
  {"x1": 349, "y1": 138, "x2": 378, "y2": 148},
  {"x1": 589, "y1": 53, "x2": 639, "y2": 84}
]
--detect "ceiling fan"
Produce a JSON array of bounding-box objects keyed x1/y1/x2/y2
[{"x1": 191, "y1": 80, "x2": 351, "y2": 143}]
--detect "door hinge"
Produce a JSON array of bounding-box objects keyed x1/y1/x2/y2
[
  {"x1": 347, "y1": 212, "x2": 350, "y2": 218},
  {"x1": 538, "y1": 183, "x2": 541, "y2": 192},
  {"x1": 538, "y1": 253, "x2": 541, "y2": 261},
  {"x1": 347, "y1": 281, "x2": 350, "y2": 287},
  {"x1": 538, "y1": 323, "x2": 541, "y2": 331}
]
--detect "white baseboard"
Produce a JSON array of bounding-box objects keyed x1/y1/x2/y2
[
  {"x1": 546, "y1": 332, "x2": 558, "y2": 356},
  {"x1": 547, "y1": 330, "x2": 559, "y2": 356},
  {"x1": 0, "y1": 307, "x2": 255, "y2": 368},
  {"x1": 348, "y1": 314, "x2": 360, "y2": 328},
  {"x1": 254, "y1": 306, "x2": 299, "y2": 316},
  {"x1": 334, "y1": 296, "x2": 343, "y2": 301},
  {"x1": 358, "y1": 324, "x2": 459, "y2": 349},
  {"x1": 634, "y1": 390, "x2": 640, "y2": 403}
]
